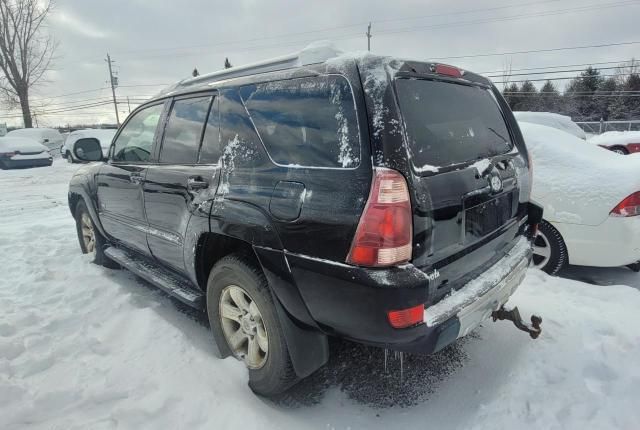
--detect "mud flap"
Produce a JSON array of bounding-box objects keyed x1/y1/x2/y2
[
  {"x1": 492, "y1": 306, "x2": 542, "y2": 339},
  {"x1": 273, "y1": 297, "x2": 329, "y2": 378}
]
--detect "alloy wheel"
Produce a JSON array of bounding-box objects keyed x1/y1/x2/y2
[
  {"x1": 81, "y1": 212, "x2": 96, "y2": 256},
  {"x1": 532, "y1": 230, "x2": 551, "y2": 269},
  {"x1": 219, "y1": 285, "x2": 269, "y2": 369}
]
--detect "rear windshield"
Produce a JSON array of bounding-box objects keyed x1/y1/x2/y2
[{"x1": 396, "y1": 78, "x2": 513, "y2": 169}]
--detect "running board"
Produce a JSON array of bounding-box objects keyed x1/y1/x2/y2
[{"x1": 104, "y1": 247, "x2": 205, "y2": 310}]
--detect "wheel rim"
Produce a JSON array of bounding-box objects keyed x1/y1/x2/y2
[
  {"x1": 67, "y1": 154, "x2": 73, "y2": 163},
  {"x1": 81, "y1": 212, "x2": 96, "y2": 255},
  {"x1": 532, "y1": 230, "x2": 551, "y2": 269},
  {"x1": 219, "y1": 285, "x2": 268, "y2": 369},
  {"x1": 613, "y1": 149, "x2": 626, "y2": 155}
]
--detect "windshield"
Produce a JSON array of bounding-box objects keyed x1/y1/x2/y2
[{"x1": 396, "y1": 78, "x2": 513, "y2": 169}]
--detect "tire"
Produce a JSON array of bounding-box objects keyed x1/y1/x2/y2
[
  {"x1": 531, "y1": 220, "x2": 568, "y2": 275},
  {"x1": 610, "y1": 146, "x2": 628, "y2": 155},
  {"x1": 206, "y1": 255, "x2": 299, "y2": 396},
  {"x1": 66, "y1": 151, "x2": 75, "y2": 163},
  {"x1": 74, "y1": 200, "x2": 119, "y2": 268}
]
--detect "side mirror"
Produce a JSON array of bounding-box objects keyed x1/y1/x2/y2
[{"x1": 74, "y1": 138, "x2": 103, "y2": 162}]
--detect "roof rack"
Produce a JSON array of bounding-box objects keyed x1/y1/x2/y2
[{"x1": 160, "y1": 42, "x2": 343, "y2": 96}]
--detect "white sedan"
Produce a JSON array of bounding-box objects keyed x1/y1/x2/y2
[
  {"x1": 519, "y1": 122, "x2": 640, "y2": 274},
  {"x1": 61, "y1": 129, "x2": 116, "y2": 163},
  {"x1": 0, "y1": 136, "x2": 53, "y2": 169}
]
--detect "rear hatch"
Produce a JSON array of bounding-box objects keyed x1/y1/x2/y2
[{"x1": 394, "y1": 76, "x2": 528, "y2": 303}]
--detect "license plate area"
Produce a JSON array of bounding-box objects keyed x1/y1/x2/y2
[{"x1": 464, "y1": 191, "x2": 514, "y2": 243}]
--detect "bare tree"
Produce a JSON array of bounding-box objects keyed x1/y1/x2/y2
[{"x1": 0, "y1": 0, "x2": 56, "y2": 128}]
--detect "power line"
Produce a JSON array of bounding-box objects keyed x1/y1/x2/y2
[
  {"x1": 486, "y1": 65, "x2": 629, "y2": 78},
  {"x1": 479, "y1": 59, "x2": 636, "y2": 74},
  {"x1": 494, "y1": 71, "x2": 639, "y2": 84}
]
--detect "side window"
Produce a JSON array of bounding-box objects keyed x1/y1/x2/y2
[
  {"x1": 112, "y1": 104, "x2": 164, "y2": 162},
  {"x1": 198, "y1": 96, "x2": 221, "y2": 164},
  {"x1": 240, "y1": 75, "x2": 361, "y2": 168},
  {"x1": 159, "y1": 96, "x2": 212, "y2": 164}
]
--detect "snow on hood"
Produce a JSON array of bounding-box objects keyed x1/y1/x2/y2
[
  {"x1": 519, "y1": 122, "x2": 640, "y2": 225},
  {"x1": 513, "y1": 112, "x2": 586, "y2": 140},
  {"x1": 588, "y1": 130, "x2": 640, "y2": 147},
  {"x1": 0, "y1": 136, "x2": 48, "y2": 153}
]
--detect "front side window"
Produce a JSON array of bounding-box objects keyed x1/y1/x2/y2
[
  {"x1": 241, "y1": 75, "x2": 360, "y2": 168},
  {"x1": 112, "y1": 104, "x2": 164, "y2": 162},
  {"x1": 159, "y1": 96, "x2": 212, "y2": 164}
]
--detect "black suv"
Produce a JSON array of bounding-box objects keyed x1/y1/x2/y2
[{"x1": 69, "y1": 48, "x2": 542, "y2": 396}]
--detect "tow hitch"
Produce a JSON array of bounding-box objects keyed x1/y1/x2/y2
[{"x1": 492, "y1": 306, "x2": 542, "y2": 339}]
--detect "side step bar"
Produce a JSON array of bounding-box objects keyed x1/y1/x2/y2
[{"x1": 105, "y1": 247, "x2": 205, "y2": 310}]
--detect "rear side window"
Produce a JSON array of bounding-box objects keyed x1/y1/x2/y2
[
  {"x1": 396, "y1": 79, "x2": 513, "y2": 168},
  {"x1": 240, "y1": 75, "x2": 360, "y2": 168},
  {"x1": 112, "y1": 103, "x2": 164, "y2": 162},
  {"x1": 159, "y1": 96, "x2": 212, "y2": 164}
]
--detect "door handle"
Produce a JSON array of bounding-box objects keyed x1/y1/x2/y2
[
  {"x1": 130, "y1": 172, "x2": 143, "y2": 184},
  {"x1": 187, "y1": 177, "x2": 209, "y2": 190}
]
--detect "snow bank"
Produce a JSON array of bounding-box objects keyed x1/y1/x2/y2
[
  {"x1": 519, "y1": 122, "x2": 640, "y2": 225},
  {"x1": 588, "y1": 130, "x2": 640, "y2": 147},
  {"x1": 514, "y1": 111, "x2": 586, "y2": 140},
  {"x1": 1, "y1": 162, "x2": 640, "y2": 429}
]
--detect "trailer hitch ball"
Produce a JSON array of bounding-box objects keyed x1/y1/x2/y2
[{"x1": 492, "y1": 306, "x2": 542, "y2": 339}]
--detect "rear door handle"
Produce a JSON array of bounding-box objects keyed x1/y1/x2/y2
[
  {"x1": 130, "y1": 172, "x2": 143, "y2": 184},
  {"x1": 187, "y1": 177, "x2": 209, "y2": 190}
]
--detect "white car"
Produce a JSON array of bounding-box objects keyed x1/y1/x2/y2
[
  {"x1": 519, "y1": 122, "x2": 640, "y2": 274},
  {"x1": 6, "y1": 127, "x2": 65, "y2": 153},
  {"x1": 0, "y1": 136, "x2": 53, "y2": 169},
  {"x1": 514, "y1": 111, "x2": 586, "y2": 140},
  {"x1": 61, "y1": 129, "x2": 117, "y2": 163}
]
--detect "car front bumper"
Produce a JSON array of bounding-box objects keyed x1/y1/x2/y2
[
  {"x1": 287, "y1": 236, "x2": 532, "y2": 354},
  {"x1": 553, "y1": 216, "x2": 640, "y2": 267}
]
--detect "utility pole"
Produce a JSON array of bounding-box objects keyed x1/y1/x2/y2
[
  {"x1": 127, "y1": 96, "x2": 131, "y2": 114},
  {"x1": 366, "y1": 22, "x2": 372, "y2": 52},
  {"x1": 105, "y1": 53, "x2": 120, "y2": 126}
]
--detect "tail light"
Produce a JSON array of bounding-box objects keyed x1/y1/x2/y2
[
  {"x1": 610, "y1": 192, "x2": 640, "y2": 217},
  {"x1": 347, "y1": 167, "x2": 412, "y2": 267},
  {"x1": 387, "y1": 304, "x2": 424, "y2": 329}
]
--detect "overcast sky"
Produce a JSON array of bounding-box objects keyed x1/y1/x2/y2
[{"x1": 2, "y1": 0, "x2": 639, "y2": 127}]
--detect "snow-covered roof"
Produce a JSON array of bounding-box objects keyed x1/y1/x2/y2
[
  {"x1": 514, "y1": 112, "x2": 586, "y2": 140},
  {"x1": 0, "y1": 136, "x2": 48, "y2": 152}
]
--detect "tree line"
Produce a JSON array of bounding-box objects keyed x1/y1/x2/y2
[{"x1": 502, "y1": 62, "x2": 640, "y2": 121}]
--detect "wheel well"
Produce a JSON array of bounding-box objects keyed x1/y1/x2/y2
[
  {"x1": 195, "y1": 233, "x2": 261, "y2": 290},
  {"x1": 610, "y1": 145, "x2": 629, "y2": 154}
]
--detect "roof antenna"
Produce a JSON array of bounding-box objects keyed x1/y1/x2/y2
[{"x1": 192, "y1": 68, "x2": 199, "y2": 77}]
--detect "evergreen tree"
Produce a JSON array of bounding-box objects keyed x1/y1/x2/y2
[
  {"x1": 563, "y1": 67, "x2": 604, "y2": 121},
  {"x1": 503, "y1": 83, "x2": 520, "y2": 110},
  {"x1": 513, "y1": 81, "x2": 538, "y2": 111},
  {"x1": 538, "y1": 80, "x2": 560, "y2": 112},
  {"x1": 595, "y1": 78, "x2": 619, "y2": 120}
]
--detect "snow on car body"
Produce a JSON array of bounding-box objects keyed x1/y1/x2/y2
[
  {"x1": 6, "y1": 127, "x2": 65, "y2": 153},
  {"x1": 588, "y1": 130, "x2": 640, "y2": 155},
  {"x1": 0, "y1": 136, "x2": 53, "y2": 169},
  {"x1": 61, "y1": 129, "x2": 117, "y2": 163},
  {"x1": 519, "y1": 122, "x2": 640, "y2": 272},
  {"x1": 513, "y1": 111, "x2": 586, "y2": 140}
]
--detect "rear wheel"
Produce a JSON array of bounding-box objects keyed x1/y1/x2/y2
[
  {"x1": 66, "y1": 151, "x2": 75, "y2": 163},
  {"x1": 74, "y1": 200, "x2": 118, "y2": 268},
  {"x1": 206, "y1": 255, "x2": 298, "y2": 396},
  {"x1": 532, "y1": 220, "x2": 568, "y2": 275}
]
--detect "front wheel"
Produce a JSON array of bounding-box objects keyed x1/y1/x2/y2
[
  {"x1": 74, "y1": 200, "x2": 118, "y2": 268},
  {"x1": 532, "y1": 220, "x2": 568, "y2": 275},
  {"x1": 66, "y1": 151, "x2": 75, "y2": 163},
  {"x1": 206, "y1": 255, "x2": 298, "y2": 396}
]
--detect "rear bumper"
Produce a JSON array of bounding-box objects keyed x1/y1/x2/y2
[
  {"x1": 553, "y1": 216, "x2": 640, "y2": 267},
  {"x1": 0, "y1": 156, "x2": 52, "y2": 169},
  {"x1": 286, "y1": 237, "x2": 532, "y2": 354}
]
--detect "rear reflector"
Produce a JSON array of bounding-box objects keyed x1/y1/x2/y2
[
  {"x1": 434, "y1": 64, "x2": 463, "y2": 78},
  {"x1": 388, "y1": 305, "x2": 424, "y2": 329},
  {"x1": 347, "y1": 168, "x2": 412, "y2": 267},
  {"x1": 610, "y1": 191, "x2": 640, "y2": 217}
]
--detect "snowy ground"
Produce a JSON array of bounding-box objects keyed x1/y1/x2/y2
[{"x1": 1, "y1": 161, "x2": 639, "y2": 430}]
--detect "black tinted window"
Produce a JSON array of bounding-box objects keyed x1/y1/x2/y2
[
  {"x1": 112, "y1": 104, "x2": 163, "y2": 162},
  {"x1": 160, "y1": 96, "x2": 211, "y2": 164},
  {"x1": 241, "y1": 76, "x2": 360, "y2": 168},
  {"x1": 396, "y1": 79, "x2": 513, "y2": 169}
]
